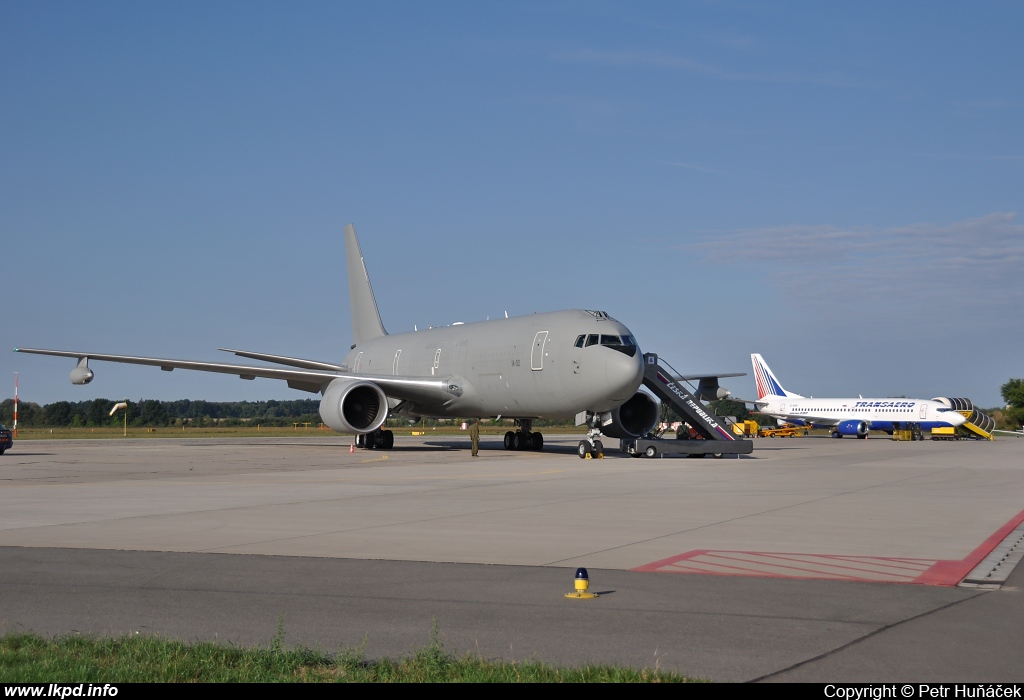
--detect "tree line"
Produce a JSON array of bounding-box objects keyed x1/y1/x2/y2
[
  {"x1": 0, "y1": 398, "x2": 322, "y2": 428},
  {"x1": 2, "y1": 379, "x2": 1020, "y2": 430}
]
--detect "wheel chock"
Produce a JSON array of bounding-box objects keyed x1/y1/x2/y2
[
  {"x1": 565, "y1": 567, "x2": 598, "y2": 599},
  {"x1": 584, "y1": 452, "x2": 592, "y2": 460},
  {"x1": 597, "y1": 452, "x2": 604, "y2": 459}
]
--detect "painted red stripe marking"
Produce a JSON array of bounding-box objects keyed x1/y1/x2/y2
[
  {"x1": 632, "y1": 550, "x2": 708, "y2": 573},
  {"x1": 749, "y1": 553, "x2": 932, "y2": 576},
  {"x1": 632, "y1": 510, "x2": 1024, "y2": 586},
  {"x1": 913, "y1": 508, "x2": 1024, "y2": 585},
  {"x1": 702, "y1": 552, "x2": 917, "y2": 581}
]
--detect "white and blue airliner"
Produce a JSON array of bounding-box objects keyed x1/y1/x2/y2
[{"x1": 751, "y1": 354, "x2": 966, "y2": 439}]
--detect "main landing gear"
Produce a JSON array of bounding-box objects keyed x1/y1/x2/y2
[
  {"x1": 503, "y1": 419, "x2": 544, "y2": 451},
  {"x1": 356, "y1": 427, "x2": 394, "y2": 450}
]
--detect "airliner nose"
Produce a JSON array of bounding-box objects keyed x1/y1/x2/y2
[
  {"x1": 950, "y1": 411, "x2": 967, "y2": 427},
  {"x1": 604, "y1": 348, "x2": 644, "y2": 401}
]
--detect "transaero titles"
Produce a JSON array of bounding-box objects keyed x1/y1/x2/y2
[
  {"x1": 853, "y1": 401, "x2": 917, "y2": 408},
  {"x1": 824, "y1": 686, "x2": 1021, "y2": 699}
]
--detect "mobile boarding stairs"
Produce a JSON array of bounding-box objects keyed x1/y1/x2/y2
[{"x1": 620, "y1": 353, "x2": 754, "y2": 459}]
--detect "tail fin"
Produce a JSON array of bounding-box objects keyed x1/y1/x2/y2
[
  {"x1": 750, "y1": 353, "x2": 803, "y2": 399},
  {"x1": 345, "y1": 224, "x2": 388, "y2": 345}
]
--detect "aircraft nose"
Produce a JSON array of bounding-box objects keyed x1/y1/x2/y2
[
  {"x1": 604, "y1": 349, "x2": 644, "y2": 401},
  {"x1": 950, "y1": 411, "x2": 967, "y2": 426}
]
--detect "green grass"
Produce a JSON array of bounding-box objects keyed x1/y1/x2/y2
[{"x1": 0, "y1": 629, "x2": 699, "y2": 683}]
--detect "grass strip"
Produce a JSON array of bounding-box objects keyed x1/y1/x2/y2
[{"x1": 0, "y1": 632, "x2": 699, "y2": 683}]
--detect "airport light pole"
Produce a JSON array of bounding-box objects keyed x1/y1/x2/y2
[
  {"x1": 110, "y1": 400, "x2": 129, "y2": 437},
  {"x1": 12, "y1": 372, "x2": 18, "y2": 438}
]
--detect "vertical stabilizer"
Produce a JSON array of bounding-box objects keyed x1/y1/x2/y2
[
  {"x1": 345, "y1": 224, "x2": 388, "y2": 345},
  {"x1": 751, "y1": 353, "x2": 803, "y2": 399}
]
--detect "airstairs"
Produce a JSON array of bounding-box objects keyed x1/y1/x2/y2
[
  {"x1": 620, "y1": 354, "x2": 753, "y2": 457},
  {"x1": 934, "y1": 396, "x2": 995, "y2": 440}
]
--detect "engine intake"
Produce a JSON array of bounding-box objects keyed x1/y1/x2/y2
[
  {"x1": 601, "y1": 391, "x2": 659, "y2": 439},
  {"x1": 319, "y1": 378, "x2": 388, "y2": 434}
]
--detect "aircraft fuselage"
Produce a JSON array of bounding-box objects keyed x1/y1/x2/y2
[{"x1": 342, "y1": 309, "x2": 644, "y2": 420}]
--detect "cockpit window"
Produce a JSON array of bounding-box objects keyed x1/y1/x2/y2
[
  {"x1": 574, "y1": 335, "x2": 585, "y2": 348},
  {"x1": 585, "y1": 334, "x2": 599, "y2": 347},
  {"x1": 600, "y1": 335, "x2": 621, "y2": 345},
  {"x1": 622, "y1": 335, "x2": 637, "y2": 346}
]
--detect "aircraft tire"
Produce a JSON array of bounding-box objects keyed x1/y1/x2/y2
[
  {"x1": 512, "y1": 431, "x2": 524, "y2": 450},
  {"x1": 532, "y1": 432, "x2": 543, "y2": 451},
  {"x1": 504, "y1": 431, "x2": 514, "y2": 450},
  {"x1": 383, "y1": 430, "x2": 394, "y2": 449},
  {"x1": 593, "y1": 440, "x2": 603, "y2": 458},
  {"x1": 713, "y1": 453, "x2": 723, "y2": 459},
  {"x1": 578, "y1": 440, "x2": 590, "y2": 459}
]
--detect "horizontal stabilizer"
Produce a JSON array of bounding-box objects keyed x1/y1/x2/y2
[{"x1": 219, "y1": 348, "x2": 343, "y2": 372}]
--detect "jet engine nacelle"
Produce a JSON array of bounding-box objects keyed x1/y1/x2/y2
[
  {"x1": 70, "y1": 361, "x2": 94, "y2": 385},
  {"x1": 318, "y1": 378, "x2": 388, "y2": 434},
  {"x1": 836, "y1": 419, "x2": 869, "y2": 437},
  {"x1": 601, "y1": 391, "x2": 660, "y2": 439}
]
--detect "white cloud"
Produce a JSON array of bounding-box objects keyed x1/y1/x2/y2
[
  {"x1": 556, "y1": 48, "x2": 868, "y2": 88},
  {"x1": 688, "y1": 213, "x2": 1024, "y2": 330}
]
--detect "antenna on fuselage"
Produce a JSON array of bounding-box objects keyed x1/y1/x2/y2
[{"x1": 504, "y1": 310, "x2": 508, "y2": 318}]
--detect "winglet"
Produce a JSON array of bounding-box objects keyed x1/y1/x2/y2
[{"x1": 345, "y1": 224, "x2": 388, "y2": 345}]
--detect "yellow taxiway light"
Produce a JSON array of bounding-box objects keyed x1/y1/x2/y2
[{"x1": 565, "y1": 566, "x2": 598, "y2": 599}]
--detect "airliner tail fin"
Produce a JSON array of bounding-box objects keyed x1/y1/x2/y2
[
  {"x1": 751, "y1": 353, "x2": 804, "y2": 399},
  {"x1": 345, "y1": 224, "x2": 388, "y2": 346}
]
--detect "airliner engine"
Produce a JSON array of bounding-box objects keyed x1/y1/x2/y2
[
  {"x1": 318, "y1": 378, "x2": 388, "y2": 433},
  {"x1": 835, "y1": 419, "x2": 869, "y2": 438},
  {"x1": 601, "y1": 391, "x2": 660, "y2": 439}
]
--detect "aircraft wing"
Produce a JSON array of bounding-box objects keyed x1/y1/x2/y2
[{"x1": 13, "y1": 347, "x2": 456, "y2": 404}]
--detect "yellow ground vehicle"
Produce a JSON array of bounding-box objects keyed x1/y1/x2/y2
[
  {"x1": 732, "y1": 420, "x2": 760, "y2": 437},
  {"x1": 759, "y1": 424, "x2": 808, "y2": 438}
]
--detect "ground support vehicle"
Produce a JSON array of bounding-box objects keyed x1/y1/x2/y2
[
  {"x1": 620, "y1": 434, "x2": 753, "y2": 459},
  {"x1": 930, "y1": 427, "x2": 959, "y2": 441},
  {"x1": 0, "y1": 424, "x2": 12, "y2": 454},
  {"x1": 759, "y1": 424, "x2": 808, "y2": 438},
  {"x1": 614, "y1": 354, "x2": 753, "y2": 459},
  {"x1": 732, "y1": 419, "x2": 760, "y2": 437}
]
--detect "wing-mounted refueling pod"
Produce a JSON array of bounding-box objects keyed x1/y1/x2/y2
[{"x1": 70, "y1": 357, "x2": 94, "y2": 385}]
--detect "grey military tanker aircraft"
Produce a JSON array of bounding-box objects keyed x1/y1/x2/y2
[{"x1": 15, "y1": 225, "x2": 663, "y2": 457}]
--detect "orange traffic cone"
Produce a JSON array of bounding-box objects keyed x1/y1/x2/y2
[{"x1": 350, "y1": 443, "x2": 355, "y2": 454}]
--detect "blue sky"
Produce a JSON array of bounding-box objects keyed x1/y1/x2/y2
[{"x1": 3, "y1": 1, "x2": 1021, "y2": 407}]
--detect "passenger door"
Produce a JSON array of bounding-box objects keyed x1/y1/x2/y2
[{"x1": 531, "y1": 331, "x2": 548, "y2": 371}]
